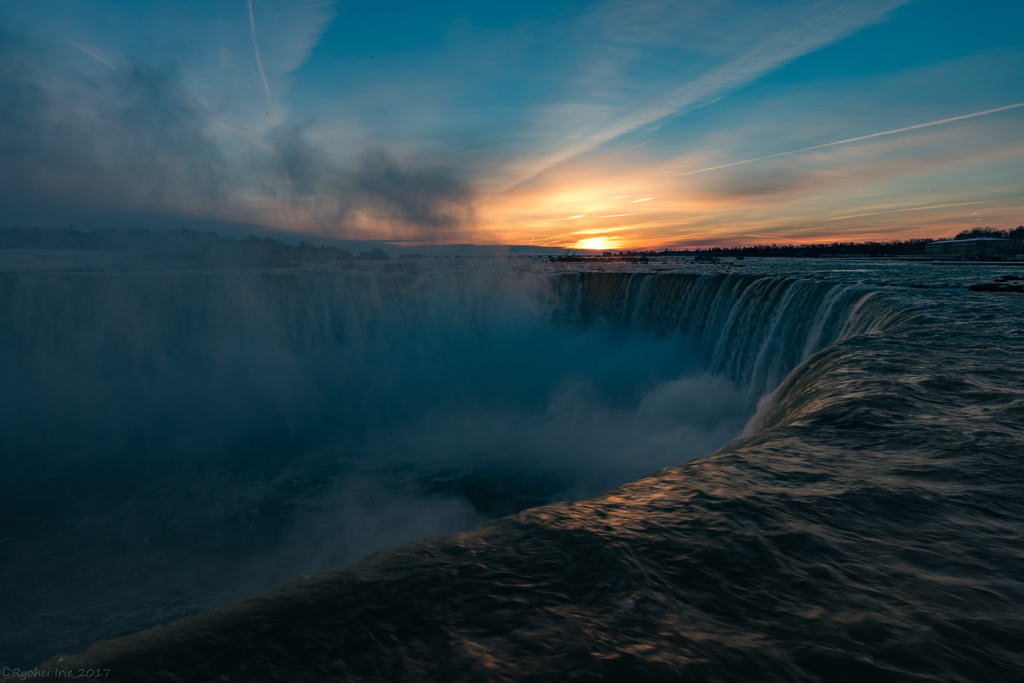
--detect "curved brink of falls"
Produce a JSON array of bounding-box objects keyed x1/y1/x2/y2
[{"x1": 18, "y1": 270, "x2": 1024, "y2": 682}]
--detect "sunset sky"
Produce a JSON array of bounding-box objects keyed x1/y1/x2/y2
[{"x1": 1, "y1": 0, "x2": 1022, "y2": 249}]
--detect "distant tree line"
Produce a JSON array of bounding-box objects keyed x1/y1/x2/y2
[
  {"x1": 953, "y1": 226, "x2": 1024, "y2": 241},
  {"x1": 4, "y1": 223, "x2": 1023, "y2": 263},
  {"x1": 629, "y1": 225, "x2": 1024, "y2": 258},
  {"x1": 0, "y1": 226, "x2": 394, "y2": 267}
]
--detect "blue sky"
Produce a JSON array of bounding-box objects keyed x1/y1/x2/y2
[{"x1": 1, "y1": 0, "x2": 1022, "y2": 247}]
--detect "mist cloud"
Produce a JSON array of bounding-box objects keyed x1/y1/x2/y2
[
  {"x1": 0, "y1": 29, "x2": 226, "y2": 219},
  {"x1": 277, "y1": 131, "x2": 477, "y2": 242},
  {"x1": 0, "y1": 28, "x2": 476, "y2": 242}
]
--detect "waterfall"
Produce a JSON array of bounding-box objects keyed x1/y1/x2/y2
[
  {"x1": 0, "y1": 267, "x2": 906, "y2": 470},
  {"x1": 0, "y1": 261, "x2": 913, "y2": 667},
  {"x1": 554, "y1": 271, "x2": 905, "y2": 395}
]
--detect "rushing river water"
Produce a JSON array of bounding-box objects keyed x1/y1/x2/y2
[{"x1": 2, "y1": 254, "x2": 1022, "y2": 681}]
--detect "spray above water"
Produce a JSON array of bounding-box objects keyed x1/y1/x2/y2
[{"x1": 0, "y1": 246, "x2": 903, "y2": 666}]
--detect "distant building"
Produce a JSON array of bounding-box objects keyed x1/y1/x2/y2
[{"x1": 924, "y1": 237, "x2": 1012, "y2": 257}]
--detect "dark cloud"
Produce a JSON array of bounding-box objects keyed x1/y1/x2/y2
[
  {"x1": 0, "y1": 29, "x2": 226, "y2": 219},
  {"x1": 696, "y1": 167, "x2": 840, "y2": 201},
  {"x1": 0, "y1": 28, "x2": 476, "y2": 242},
  {"x1": 352, "y1": 150, "x2": 476, "y2": 239},
  {"x1": 275, "y1": 129, "x2": 476, "y2": 243}
]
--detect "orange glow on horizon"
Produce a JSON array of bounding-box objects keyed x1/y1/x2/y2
[
  {"x1": 254, "y1": 131, "x2": 1024, "y2": 250},
  {"x1": 459, "y1": 126, "x2": 1024, "y2": 250},
  {"x1": 571, "y1": 237, "x2": 623, "y2": 250},
  {"x1": 471, "y1": 169, "x2": 1022, "y2": 250}
]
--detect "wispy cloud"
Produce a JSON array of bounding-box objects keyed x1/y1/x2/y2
[
  {"x1": 608, "y1": 140, "x2": 655, "y2": 156},
  {"x1": 69, "y1": 40, "x2": 116, "y2": 69},
  {"x1": 501, "y1": 1, "x2": 907, "y2": 189},
  {"x1": 827, "y1": 200, "x2": 993, "y2": 221},
  {"x1": 210, "y1": 120, "x2": 277, "y2": 154},
  {"x1": 5, "y1": 0, "x2": 1021, "y2": 248},
  {"x1": 680, "y1": 101, "x2": 1024, "y2": 176},
  {"x1": 245, "y1": 0, "x2": 273, "y2": 105}
]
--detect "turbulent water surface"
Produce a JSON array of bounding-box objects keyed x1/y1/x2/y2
[{"x1": 2, "y1": 253, "x2": 1023, "y2": 681}]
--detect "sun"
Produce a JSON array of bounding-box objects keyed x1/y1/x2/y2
[{"x1": 571, "y1": 237, "x2": 621, "y2": 251}]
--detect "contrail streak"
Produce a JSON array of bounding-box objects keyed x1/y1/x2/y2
[
  {"x1": 827, "y1": 200, "x2": 992, "y2": 221},
  {"x1": 245, "y1": 0, "x2": 273, "y2": 105},
  {"x1": 70, "y1": 41, "x2": 116, "y2": 69},
  {"x1": 679, "y1": 101, "x2": 1024, "y2": 176},
  {"x1": 210, "y1": 121, "x2": 276, "y2": 154}
]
